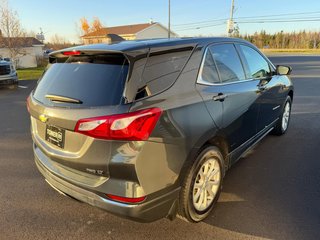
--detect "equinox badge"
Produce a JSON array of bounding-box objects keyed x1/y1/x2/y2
[{"x1": 39, "y1": 114, "x2": 48, "y2": 123}]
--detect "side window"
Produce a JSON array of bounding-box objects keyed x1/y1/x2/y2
[
  {"x1": 200, "y1": 49, "x2": 220, "y2": 84},
  {"x1": 139, "y1": 47, "x2": 192, "y2": 97},
  {"x1": 239, "y1": 45, "x2": 271, "y2": 79},
  {"x1": 209, "y1": 44, "x2": 245, "y2": 83}
]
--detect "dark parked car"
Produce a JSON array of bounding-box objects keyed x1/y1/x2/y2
[
  {"x1": 0, "y1": 57, "x2": 18, "y2": 89},
  {"x1": 43, "y1": 49, "x2": 53, "y2": 58},
  {"x1": 27, "y1": 37, "x2": 293, "y2": 223}
]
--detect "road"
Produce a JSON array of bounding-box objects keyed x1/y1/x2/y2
[{"x1": 0, "y1": 56, "x2": 319, "y2": 240}]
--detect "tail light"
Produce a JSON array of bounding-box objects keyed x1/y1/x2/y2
[
  {"x1": 106, "y1": 194, "x2": 146, "y2": 204},
  {"x1": 62, "y1": 50, "x2": 81, "y2": 56},
  {"x1": 74, "y1": 108, "x2": 162, "y2": 141}
]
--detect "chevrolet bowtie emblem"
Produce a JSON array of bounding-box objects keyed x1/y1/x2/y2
[{"x1": 39, "y1": 114, "x2": 48, "y2": 123}]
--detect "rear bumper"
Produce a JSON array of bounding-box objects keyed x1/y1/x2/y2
[{"x1": 34, "y1": 146, "x2": 180, "y2": 222}]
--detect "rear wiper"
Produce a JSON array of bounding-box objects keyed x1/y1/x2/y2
[{"x1": 45, "y1": 94, "x2": 83, "y2": 104}]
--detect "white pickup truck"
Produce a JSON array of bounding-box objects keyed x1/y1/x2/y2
[{"x1": 0, "y1": 58, "x2": 18, "y2": 89}]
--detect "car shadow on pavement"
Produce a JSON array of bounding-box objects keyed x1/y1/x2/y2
[{"x1": 203, "y1": 114, "x2": 320, "y2": 240}]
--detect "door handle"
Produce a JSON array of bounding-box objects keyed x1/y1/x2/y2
[{"x1": 213, "y1": 93, "x2": 227, "y2": 102}]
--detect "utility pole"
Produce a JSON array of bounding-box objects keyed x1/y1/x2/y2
[
  {"x1": 227, "y1": 0, "x2": 235, "y2": 36},
  {"x1": 168, "y1": 0, "x2": 171, "y2": 39}
]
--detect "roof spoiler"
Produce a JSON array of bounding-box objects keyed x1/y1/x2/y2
[{"x1": 106, "y1": 34, "x2": 125, "y2": 44}]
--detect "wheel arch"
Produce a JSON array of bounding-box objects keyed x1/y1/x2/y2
[
  {"x1": 288, "y1": 89, "x2": 294, "y2": 101},
  {"x1": 178, "y1": 132, "x2": 230, "y2": 185},
  {"x1": 206, "y1": 135, "x2": 230, "y2": 171}
]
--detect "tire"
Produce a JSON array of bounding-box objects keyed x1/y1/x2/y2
[
  {"x1": 178, "y1": 146, "x2": 224, "y2": 222},
  {"x1": 272, "y1": 96, "x2": 292, "y2": 136}
]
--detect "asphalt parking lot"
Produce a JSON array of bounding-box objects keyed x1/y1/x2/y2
[{"x1": 0, "y1": 55, "x2": 319, "y2": 240}]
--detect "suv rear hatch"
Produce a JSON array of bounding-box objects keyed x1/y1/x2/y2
[{"x1": 29, "y1": 51, "x2": 131, "y2": 180}]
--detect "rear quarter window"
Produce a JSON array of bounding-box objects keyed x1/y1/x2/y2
[
  {"x1": 200, "y1": 49, "x2": 220, "y2": 84},
  {"x1": 135, "y1": 47, "x2": 193, "y2": 99}
]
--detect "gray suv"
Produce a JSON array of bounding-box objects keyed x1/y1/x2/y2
[{"x1": 27, "y1": 38, "x2": 293, "y2": 223}]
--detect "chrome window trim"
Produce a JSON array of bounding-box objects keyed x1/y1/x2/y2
[
  {"x1": 197, "y1": 76, "x2": 257, "y2": 86},
  {"x1": 197, "y1": 47, "x2": 215, "y2": 85},
  {"x1": 196, "y1": 44, "x2": 248, "y2": 86},
  {"x1": 196, "y1": 42, "x2": 271, "y2": 86}
]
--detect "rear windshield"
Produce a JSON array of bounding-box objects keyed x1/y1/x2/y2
[{"x1": 33, "y1": 54, "x2": 129, "y2": 107}]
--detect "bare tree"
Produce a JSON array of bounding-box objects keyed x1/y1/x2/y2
[
  {"x1": 47, "y1": 34, "x2": 72, "y2": 50},
  {"x1": 35, "y1": 54, "x2": 47, "y2": 68},
  {"x1": 26, "y1": 30, "x2": 36, "y2": 38},
  {"x1": 0, "y1": 0, "x2": 26, "y2": 64},
  {"x1": 74, "y1": 22, "x2": 83, "y2": 43}
]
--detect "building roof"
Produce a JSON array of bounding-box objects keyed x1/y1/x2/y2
[
  {"x1": 82, "y1": 23, "x2": 155, "y2": 38},
  {"x1": 0, "y1": 37, "x2": 43, "y2": 48}
]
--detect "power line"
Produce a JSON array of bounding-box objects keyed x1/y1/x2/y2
[
  {"x1": 174, "y1": 16, "x2": 320, "y2": 32},
  {"x1": 237, "y1": 18, "x2": 320, "y2": 24},
  {"x1": 174, "y1": 20, "x2": 226, "y2": 30},
  {"x1": 172, "y1": 10, "x2": 320, "y2": 27},
  {"x1": 234, "y1": 11, "x2": 320, "y2": 20},
  {"x1": 174, "y1": 18, "x2": 320, "y2": 32},
  {"x1": 173, "y1": 18, "x2": 228, "y2": 27},
  {"x1": 244, "y1": 16, "x2": 320, "y2": 21},
  {"x1": 173, "y1": 10, "x2": 320, "y2": 33},
  {"x1": 176, "y1": 23, "x2": 226, "y2": 32}
]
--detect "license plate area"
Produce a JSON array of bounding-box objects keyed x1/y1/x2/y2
[{"x1": 45, "y1": 125, "x2": 65, "y2": 149}]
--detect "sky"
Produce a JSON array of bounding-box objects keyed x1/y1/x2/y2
[{"x1": 6, "y1": 0, "x2": 320, "y2": 43}]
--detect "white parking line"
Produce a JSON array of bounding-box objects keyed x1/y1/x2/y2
[
  {"x1": 292, "y1": 111, "x2": 320, "y2": 115},
  {"x1": 18, "y1": 85, "x2": 28, "y2": 89}
]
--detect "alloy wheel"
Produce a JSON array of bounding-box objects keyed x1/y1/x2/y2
[
  {"x1": 192, "y1": 157, "x2": 221, "y2": 212},
  {"x1": 282, "y1": 102, "x2": 291, "y2": 131}
]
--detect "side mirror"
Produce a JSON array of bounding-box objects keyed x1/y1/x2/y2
[{"x1": 276, "y1": 65, "x2": 292, "y2": 75}]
